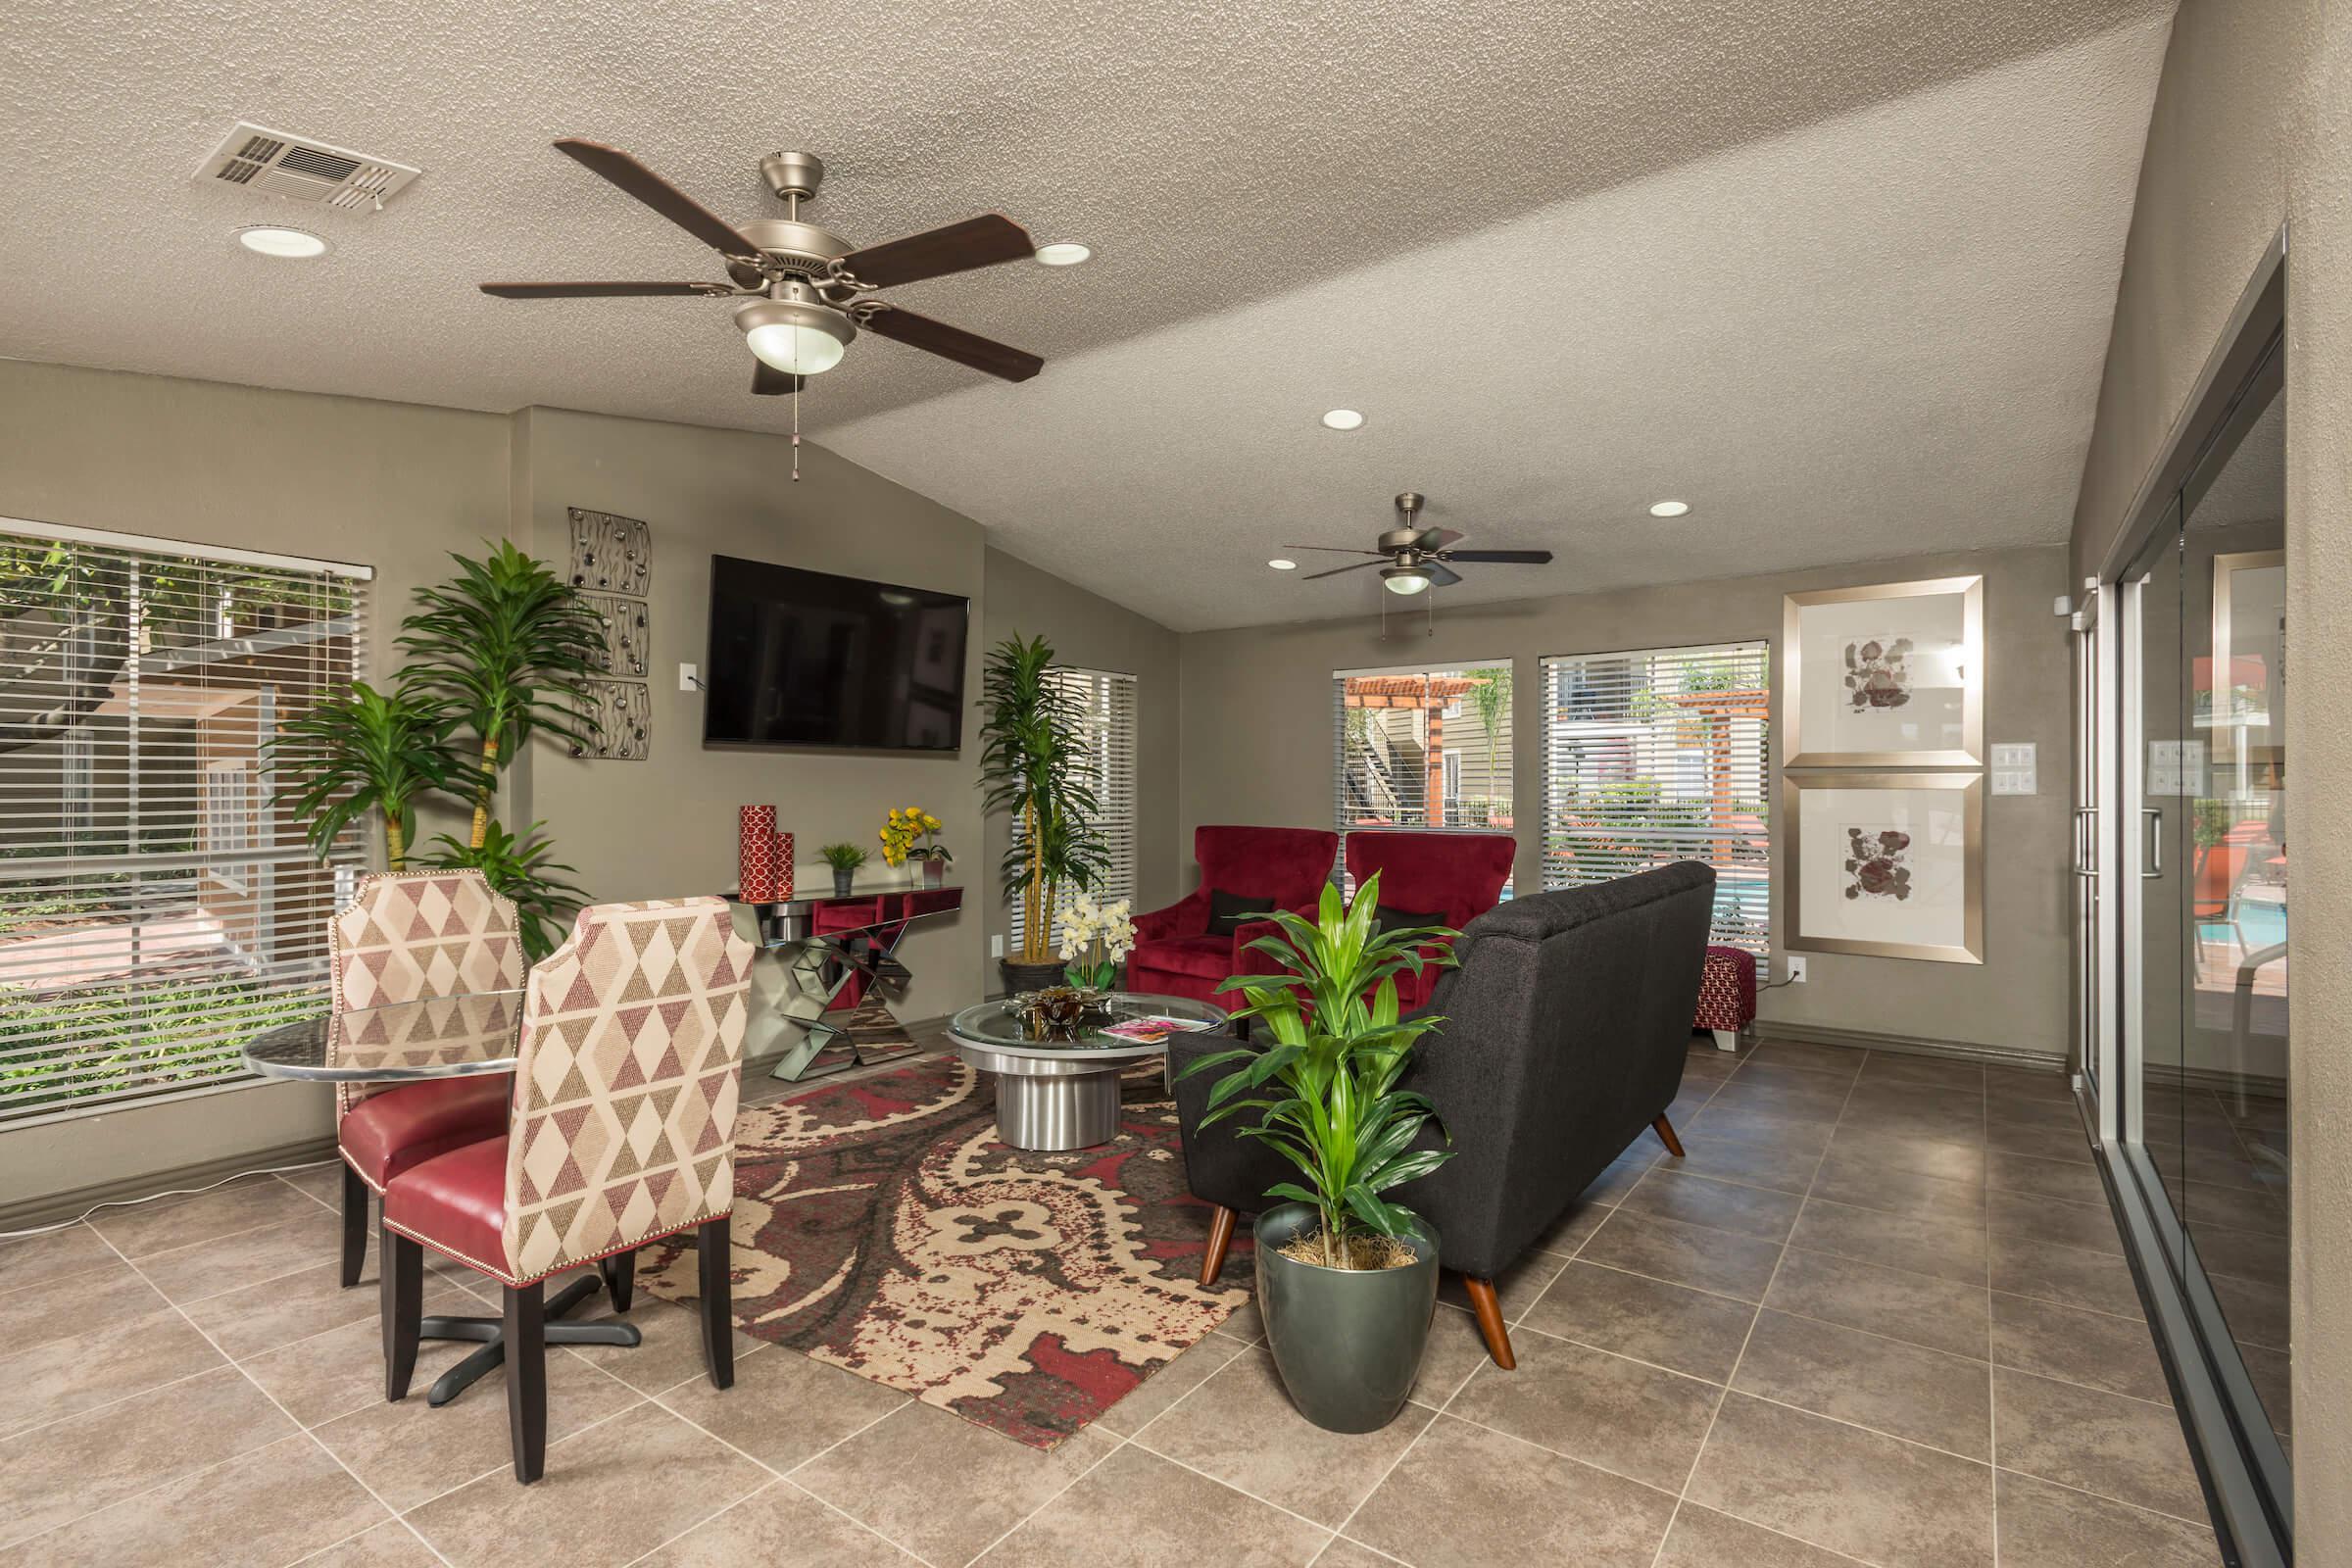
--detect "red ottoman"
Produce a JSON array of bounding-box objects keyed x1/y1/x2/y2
[{"x1": 1695, "y1": 945, "x2": 1757, "y2": 1052}]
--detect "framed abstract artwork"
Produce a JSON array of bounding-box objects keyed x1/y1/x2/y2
[
  {"x1": 1783, "y1": 576, "x2": 1984, "y2": 766},
  {"x1": 1784, "y1": 772, "x2": 1983, "y2": 964}
]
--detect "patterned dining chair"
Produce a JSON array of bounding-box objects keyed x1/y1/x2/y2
[
  {"x1": 329, "y1": 869, "x2": 524, "y2": 1287},
  {"x1": 378, "y1": 897, "x2": 755, "y2": 1483}
]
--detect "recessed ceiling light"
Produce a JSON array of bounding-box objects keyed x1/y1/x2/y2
[
  {"x1": 1647, "y1": 499, "x2": 1691, "y2": 518},
  {"x1": 1321, "y1": 409, "x2": 1365, "y2": 431},
  {"x1": 1268, "y1": 558, "x2": 1298, "y2": 570},
  {"x1": 234, "y1": 225, "x2": 329, "y2": 259},
  {"x1": 1034, "y1": 242, "x2": 1092, "y2": 267}
]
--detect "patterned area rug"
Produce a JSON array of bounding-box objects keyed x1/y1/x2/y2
[{"x1": 639, "y1": 1051, "x2": 1250, "y2": 1448}]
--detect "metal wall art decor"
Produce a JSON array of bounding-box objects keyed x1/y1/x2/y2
[
  {"x1": 565, "y1": 507, "x2": 651, "y2": 597},
  {"x1": 566, "y1": 507, "x2": 653, "y2": 759},
  {"x1": 581, "y1": 592, "x2": 649, "y2": 678},
  {"x1": 1783, "y1": 576, "x2": 1984, "y2": 767},
  {"x1": 1783, "y1": 772, "x2": 1984, "y2": 963}
]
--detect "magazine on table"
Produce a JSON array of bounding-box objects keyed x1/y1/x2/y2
[{"x1": 1101, "y1": 1015, "x2": 1221, "y2": 1043}]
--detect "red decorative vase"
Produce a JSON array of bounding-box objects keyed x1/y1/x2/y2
[
  {"x1": 739, "y1": 806, "x2": 778, "y2": 901},
  {"x1": 774, "y1": 831, "x2": 794, "y2": 900}
]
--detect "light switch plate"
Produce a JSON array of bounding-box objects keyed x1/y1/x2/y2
[{"x1": 1990, "y1": 742, "x2": 2036, "y2": 795}]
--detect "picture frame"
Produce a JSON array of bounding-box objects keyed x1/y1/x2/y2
[
  {"x1": 1784, "y1": 576, "x2": 1984, "y2": 766},
  {"x1": 1784, "y1": 771, "x2": 1984, "y2": 964}
]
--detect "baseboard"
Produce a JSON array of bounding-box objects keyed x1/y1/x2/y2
[
  {"x1": 1752, "y1": 1019, "x2": 2069, "y2": 1075},
  {"x1": 0, "y1": 1133, "x2": 340, "y2": 1235}
]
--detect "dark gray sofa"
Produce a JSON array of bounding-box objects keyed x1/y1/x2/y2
[{"x1": 1169, "y1": 860, "x2": 1716, "y2": 1369}]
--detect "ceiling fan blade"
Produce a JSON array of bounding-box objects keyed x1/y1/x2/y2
[
  {"x1": 1444, "y1": 549, "x2": 1554, "y2": 564},
  {"x1": 1279, "y1": 545, "x2": 1387, "y2": 556},
  {"x1": 552, "y1": 138, "x2": 764, "y2": 260},
  {"x1": 838, "y1": 215, "x2": 1035, "y2": 288},
  {"x1": 751, "y1": 363, "x2": 806, "y2": 397},
  {"x1": 860, "y1": 305, "x2": 1044, "y2": 381},
  {"x1": 1409, "y1": 527, "x2": 1464, "y2": 552},
  {"x1": 1303, "y1": 561, "x2": 1383, "y2": 581},
  {"x1": 479, "y1": 280, "x2": 735, "y2": 298},
  {"x1": 1423, "y1": 563, "x2": 1464, "y2": 588}
]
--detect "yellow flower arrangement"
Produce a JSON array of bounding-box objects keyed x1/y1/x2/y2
[{"x1": 878, "y1": 806, "x2": 948, "y2": 868}]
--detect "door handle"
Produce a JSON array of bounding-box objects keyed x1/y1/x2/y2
[
  {"x1": 2141, "y1": 807, "x2": 2163, "y2": 879},
  {"x1": 2075, "y1": 808, "x2": 2098, "y2": 878}
]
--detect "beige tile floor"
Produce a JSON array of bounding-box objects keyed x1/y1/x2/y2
[{"x1": 0, "y1": 1036, "x2": 2221, "y2": 1567}]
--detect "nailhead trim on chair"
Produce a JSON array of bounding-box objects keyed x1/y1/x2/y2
[{"x1": 382, "y1": 1207, "x2": 735, "y2": 1290}]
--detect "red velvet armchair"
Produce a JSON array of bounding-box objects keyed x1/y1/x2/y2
[
  {"x1": 1236, "y1": 831, "x2": 1516, "y2": 1008},
  {"x1": 1126, "y1": 826, "x2": 1341, "y2": 1006}
]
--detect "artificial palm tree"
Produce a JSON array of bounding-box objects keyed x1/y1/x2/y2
[
  {"x1": 978, "y1": 633, "x2": 1109, "y2": 965},
  {"x1": 268, "y1": 680, "x2": 469, "y2": 870},
  {"x1": 423, "y1": 818, "x2": 586, "y2": 961},
  {"x1": 396, "y1": 541, "x2": 606, "y2": 849}
]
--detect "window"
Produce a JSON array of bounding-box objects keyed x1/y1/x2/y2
[
  {"x1": 1008, "y1": 666, "x2": 1138, "y2": 951},
  {"x1": 0, "y1": 520, "x2": 370, "y2": 1120},
  {"x1": 1333, "y1": 662, "x2": 1514, "y2": 885},
  {"x1": 1540, "y1": 641, "x2": 1770, "y2": 952}
]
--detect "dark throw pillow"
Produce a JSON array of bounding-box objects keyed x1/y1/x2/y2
[
  {"x1": 1204, "y1": 888, "x2": 1270, "y2": 937},
  {"x1": 1371, "y1": 905, "x2": 1445, "y2": 940}
]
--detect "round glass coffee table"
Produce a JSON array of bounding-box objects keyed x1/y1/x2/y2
[{"x1": 949, "y1": 993, "x2": 1227, "y2": 1151}]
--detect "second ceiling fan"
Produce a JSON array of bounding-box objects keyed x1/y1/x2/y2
[
  {"x1": 478, "y1": 139, "x2": 1047, "y2": 398},
  {"x1": 1288, "y1": 492, "x2": 1554, "y2": 596}
]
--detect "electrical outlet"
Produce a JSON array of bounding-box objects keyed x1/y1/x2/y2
[
  {"x1": 678, "y1": 662, "x2": 699, "y2": 692},
  {"x1": 991, "y1": 934, "x2": 1004, "y2": 958},
  {"x1": 1786, "y1": 956, "x2": 1807, "y2": 984}
]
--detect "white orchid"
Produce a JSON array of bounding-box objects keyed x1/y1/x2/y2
[{"x1": 1056, "y1": 891, "x2": 1134, "y2": 990}]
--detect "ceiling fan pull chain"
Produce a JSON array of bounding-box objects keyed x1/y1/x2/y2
[{"x1": 791, "y1": 384, "x2": 802, "y2": 482}]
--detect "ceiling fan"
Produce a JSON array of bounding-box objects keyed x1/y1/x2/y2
[
  {"x1": 1286, "y1": 492, "x2": 1555, "y2": 596},
  {"x1": 477, "y1": 140, "x2": 1047, "y2": 398}
]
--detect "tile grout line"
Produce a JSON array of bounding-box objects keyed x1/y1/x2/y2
[
  {"x1": 1641, "y1": 1042, "x2": 1852, "y2": 1568},
  {"x1": 952, "y1": 1427, "x2": 1131, "y2": 1568},
  {"x1": 65, "y1": 1222, "x2": 461, "y2": 1568}
]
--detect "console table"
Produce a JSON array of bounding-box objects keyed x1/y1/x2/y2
[{"x1": 730, "y1": 882, "x2": 962, "y2": 1081}]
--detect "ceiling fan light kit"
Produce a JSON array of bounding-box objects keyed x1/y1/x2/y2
[{"x1": 735, "y1": 286, "x2": 856, "y2": 375}]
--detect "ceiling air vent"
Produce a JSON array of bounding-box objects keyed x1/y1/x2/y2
[{"x1": 194, "y1": 122, "x2": 420, "y2": 212}]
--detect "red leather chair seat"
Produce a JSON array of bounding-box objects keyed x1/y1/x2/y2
[
  {"x1": 1133, "y1": 935, "x2": 1235, "y2": 981},
  {"x1": 384, "y1": 1136, "x2": 512, "y2": 1281},
  {"x1": 340, "y1": 1075, "x2": 513, "y2": 1193}
]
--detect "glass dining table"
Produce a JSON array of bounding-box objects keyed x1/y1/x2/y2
[{"x1": 243, "y1": 991, "x2": 642, "y2": 1405}]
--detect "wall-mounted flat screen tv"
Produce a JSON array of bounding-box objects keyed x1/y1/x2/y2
[{"x1": 703, "y1": 555, "x2": 968, "y2": 751}]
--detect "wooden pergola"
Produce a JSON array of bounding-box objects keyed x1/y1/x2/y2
[
  {"x1": 1343, "y1": 673, "x2": 1490, "y2": 827},
  {"x1": 1662, "y1": 687, "x2": 1770, "y2": 868}
]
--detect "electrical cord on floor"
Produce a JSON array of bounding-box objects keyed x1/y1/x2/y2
[{"x1": 0, "y1": 1156, "x2": 341, "y2": 1243}]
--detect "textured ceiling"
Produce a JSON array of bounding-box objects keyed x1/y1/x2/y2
[{"x1": 0, "y1": 0, "x2": 2171, "y2": 629}]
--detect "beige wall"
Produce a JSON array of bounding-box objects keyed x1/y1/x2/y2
[
  {"x1": 1178, "y1": 544, "x2": 2075, "y2": 1060},
  {"x1": 2067, "y1": 0, "x2": 2350, "y2": 1552},
  {"x1": 0, "y1": 366, "x2": 1179, "y2": 1214},
  {"x1": 979, "y1": 547, "x2": 1183, "y2": 983}
]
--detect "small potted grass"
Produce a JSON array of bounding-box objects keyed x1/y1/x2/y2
[
  {"x1": 1179, "y1": 872, "x2": 1459, "y2": 1432},
  {"x1": 819, "y1": 842, "x2": 866, "y2": 899}
]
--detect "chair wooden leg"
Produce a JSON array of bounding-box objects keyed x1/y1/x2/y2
[
  {"x1": 380, "y1": 1222, "x2": 421, "y2": 1401},
  {"x1": 505, "y1": 1281, "x2": 547, "y2": 1484},
  {"x1": 697, "y1": 1216, "x2": 734, "y2": 1391},
  {"x1": 340, "y1": 1162, "x2": 369, "y2": 1289},
  {"x1": 1461, "y1": 1275, "x2": 1516, "y2": 1370},
  {"x1": 601, "y1": 1249, "x2": 637, "y2": 1313},
  {"x1": 1200, "y1": 1204, "x2": 1238, "y2": 1287},
  {"x1": 1651, "y1": 1113, "x2": 1687, "y2": 1158}
]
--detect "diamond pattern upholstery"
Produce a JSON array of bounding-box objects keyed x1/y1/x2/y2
[
  {"x1": 329, "y1": 870, "x2": 525, "y2": 1116},
  {"x1": 460, "y1": 897, "x2": 756, "y2": 1286}
]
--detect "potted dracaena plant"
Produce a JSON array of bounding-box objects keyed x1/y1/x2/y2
[
  {"x1": 978, "y1": 634, "x2": 1109, "y2": 994},
  {"x1": 1180, "y1": 872, "x2": 1460, "y2": 1433},
  {"x1": 397, "y1": 542, "x2": 607, "y2": 959}
]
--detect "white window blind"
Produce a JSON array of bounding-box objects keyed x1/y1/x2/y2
[
  {"x1": 1333, "y1": 662, "x2": 1514, "y2": 889},
  {"x1": 1540, "y1": 641, "x2": 1770, "y2": 952},
  {"x1": 1009, "y1": 666, "x2": 1138, "y2": 950},
  {"x1": 0, "y1": 521, "x2": 371, "y2": 1121}
]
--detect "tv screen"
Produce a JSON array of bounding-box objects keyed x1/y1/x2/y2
[{"x1": 702, "y1": 556, "x2": 968, "y2": 751}]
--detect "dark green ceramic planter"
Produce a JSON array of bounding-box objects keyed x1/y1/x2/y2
[{"x1": 1254, "y1": 1201, "x2": 1441, "y2": 1433}]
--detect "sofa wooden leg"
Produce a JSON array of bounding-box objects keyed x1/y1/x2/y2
[
  {"x1": 1200, "y1": 1204, "x2": 1237, "y2": 1286},
  {"x1": 380, "y1": 1222, "x2": 420, "y2": 1401},
  {"x1": 1461, "y1": 1276, "x2": 1516, "y2": 1369},
  {"x1": 340, "y1": 1161, "x2": 368, "y2": 1289},
  {"x1": 698, "y1": 1216, "x2": 734, "y2": 1391},
  {"x1": 506, "y1": 1281, "x2": 547, "y2": 1484},
  {"x1": 1651, "y1": 1113, "x2": 1687, "y2": 1158}
]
